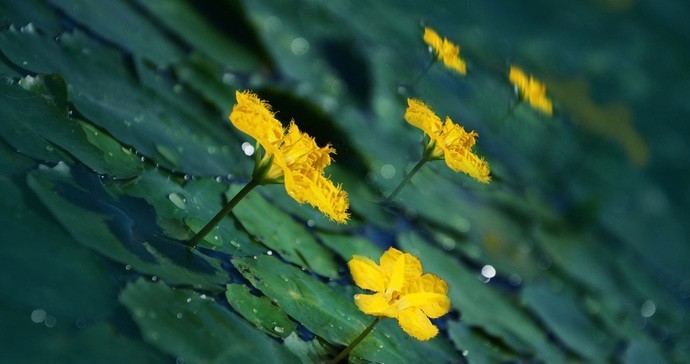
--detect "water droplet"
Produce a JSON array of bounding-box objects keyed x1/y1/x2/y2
[
  {"x1": 186, "y1": 298, "x2": 192, "y2": 303},
  {"x1": 168, "y1": 193, "x2": 186, "y2": 209},
  {"x1": 641, "y1": 300, "x2": 656, "y2": 318},
  {"x1": 380, "y1": 164, "x2": 396, "y2": 179},
  {"x1": 125, "y1": 264, "x2": 131, "y2": 271},
  {"x1": 44, "y1": 315, "x2": 56, "y2": 328},
  {"x1": 31, "y1": 309, "x2": 46, "y2": 323},
  {"x1": 273, "y1": 326, "x2": 284, "y2": 333},
  {"x1": 462, "y1": 350, "x2": 469, "y2": 356},
  {"x1": 267, "y1": 250, "x2": 273, "y2": 256},
  {"x1": 241, "y1": 142, "x2": 255, "y2": 156},
  {"x1": 291, "y1": 37, "x2": 310, "y2": 56},
  {"x1": 222, "y1": 72, "x2": 235, "y2": 85},
  {"x1": 263, "y1": 16, "x2": 282, "y2": 33},
  {"x1": 509, "y1": 273, "x2": 521, "y2": 286},
  {"x1": 176, "y1": 313, "x2": 183, "y2": 319},
  {"x1": 537, "y1": 255, "x2": 552, "y2": 270},
  {"x1": 252, "y1": 308, "x2": 257, "y2": 313},
  {"x1": 481, "y1": 265, "x2": 496, "y2": 279},
  {"x1": 151, "y1": 276, "x2": 158, "y2": 282},
  {"x1": 75, "y1": 319, "x2": 86, "y2": 329},
  {"x1": 307, "y1": 219, "x2": 315, "y2": 227}
]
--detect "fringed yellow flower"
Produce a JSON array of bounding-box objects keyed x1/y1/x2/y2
[
  {"x1": 229, "y1": 90, "x2": 349, "y2": 223},
  {"x1": 348, "y1": 247, "x2": 451, "y2": 341},
  {"x1": 509, "y1": 66, "x2": 553, "y2": 116},
  {"x1": 423, "y1": 27, "x2": 466, "y2": 75},
  {"x1": 405, "y1": 98, "x2": 491, "y2": 183}
]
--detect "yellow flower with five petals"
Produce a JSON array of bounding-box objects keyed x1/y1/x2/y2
[
  {"x1": 348, "y1": 248, "x2": 450, "y2": 341},
  {"x1": 405, "y1": 98, "x2": 491, "y2": 183},
  {"x1": 423, "y1": 27, "x2": 467, "y2": 75},
  {"x1": 229, "y1": 90, "x2": 349, "y2": 223},
  {"x1": 509, "y1": 65, "x2": 553, "y2": 116}
]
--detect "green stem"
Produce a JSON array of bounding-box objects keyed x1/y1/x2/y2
[
  {"x1": 499, "y1": 100, "x2": 520, "y2": 125},
  {"x1": 410, "y1": 58, "x2": 436, "y2": 89},
  {"x1": 385, "y1": 156, "x2": 429, "y2": 203},
  {"x1": 188, "y1": 178, "x2": 259, "y2": 248},
  {"x1": 331, "y1": 317, "x2": 380, "y2": 363}
]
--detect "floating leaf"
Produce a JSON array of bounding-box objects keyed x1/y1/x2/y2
[
  {"x1": 225, "y1": 283, "x2": 297, "y2": 338},
  {"x1": 120, "y1": 279, "x2": 298, "y2": 363}
]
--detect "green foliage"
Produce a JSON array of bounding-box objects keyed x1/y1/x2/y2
[{"x1": 1, "y1": 0, "x2": 688, "y2": 363}]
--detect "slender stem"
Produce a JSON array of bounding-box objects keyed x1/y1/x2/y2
[
  {"x1": 499, "y1": 100, "x2": 520, "y2": 125},
  {"x1": 331, "y1": 317, "x2": 380, "y2": 363},
  {"x1": 188, "y1": 178, "x2": 259, "y2": 248},
  {"x1": 385, "y1": 156, "x2": 429, "y2": 202},
  {"x1": 410, "y1": 57, "x2": 436, "y2": 88}
]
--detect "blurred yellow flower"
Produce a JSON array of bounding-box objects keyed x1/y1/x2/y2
[
  {"x1": 348, "y1": 247, "x2": 451, "y2": 341},
  {"x1": 229, "y1": 90, "x2": 349, "y2": 223},
  {"x1": 509, "y1": 66, "x2": 553, "y2": 116},
  {"x1": 423, "y1": 27, "x2": 466, "y2": 75},
  {"x1": 405, "y1": 98, "x2": 491, "y2": 183}
]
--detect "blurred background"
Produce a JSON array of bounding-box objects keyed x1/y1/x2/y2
[{"x1": 1, "y1": 0, "x2": 689, "y2": 362}]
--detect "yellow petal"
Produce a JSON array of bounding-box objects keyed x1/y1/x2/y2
[
  {"x1": 285, "y1": 170, "x2": 349, "y2": 223},
  {"x1": 380, "y1": 248, "x2": 423, "y2": 288},
  {"x1": 396, "y1": 308, "x2": 439, "y2": 341},
  {"x1": 405, "y1": 98, "x2": 443, "y2": 136},
  {"x1": 400, "y1": 274, "x2": 451, "y2": 318},
  {"x1": 509, "y1": 66, "x2": 529, "y2": 92},
  {"x1": 509, "y1": 66, "x2": 553, "y2": 116},
  {"x1": 422, "y1": 27, "x2": 443, "y2": 51},
  {"x1": 436, "y1": 117, "x2": 491, "y2": 183},
  {"x1": 229, "y1": 91, "x2": 284, "y2": 155},
  {"x1": 348, "y1": 255, "x2": 387, "y2": 292},
  {"x1": 354, "y1": 293, "x2": 397, "y2": 318},
  {"x1": 386, "y1": 252, "x2": 406, "y2": 295},
  {"x1": 444, "y1": 56, "x2": 466, "y2": 75},
  {"x1": 281, "y1": 122, "x2": 334, "y2": 171},
  {"x1": 441, "y1": 148, "x2": 491, "y2": 184}
]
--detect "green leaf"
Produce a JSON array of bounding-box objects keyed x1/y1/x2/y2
[
  {"x1": 27, "y1": 163, "x2": 227, "y2": 292},
  {"x1": 233, "y1": 255, "x2": 457, "y2": 363},
  {"x1": 135, "y1": 0, "x2": 264, "y2": 72},
  {"x1": 120, "y1": 279, "x2": 298, "y2": 363},
  {"x1": 522, "y1": 282, "x2": 617, "y2": 360},
  {"x1": 0, "y1": 74, "x2": 143, "y2": 179},
  {"x1": 0, "y1": 304, "x2": 168, "y2": 364},
  {"x1": 398, "y1": 232, "x2": 564, "y2": 362},
  {"x1": 283, "y1": 332, "x2": 333, "y2": 364},
  {"x1": 48, "y1": 0, "x2": 184, "y2": 65},
  {"x1": 225, "y1": 284, "x2": 296, "y2": 338},
  {"x1": 0, "y1": 29, "x2": 249, "y2": 176},
  {"x1": 316, "y1": 232, "x2": 382, "y2": 261},
  {"x1": 447, "y1": 321, "x2": 516, "y2": 364},
  {"x1": 230, "y1": 184, "x2": 339, "y2": 278}
]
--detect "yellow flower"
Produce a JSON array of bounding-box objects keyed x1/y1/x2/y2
[
  {"x1": 405, "y1": 98, "x2": 491, "y2": 183},
  {"x1": 423, "y1": 27, "x2": 466, "y2": 75},
  {"x1": 509, "y1": 66, "x2": 553, "y2": 116},
  {"x1": 229, "y1": 90, "x2": 349, "y2": 223},
  {"x1": 348, "y1": 248, "x2": 450, "y2": 341}
]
